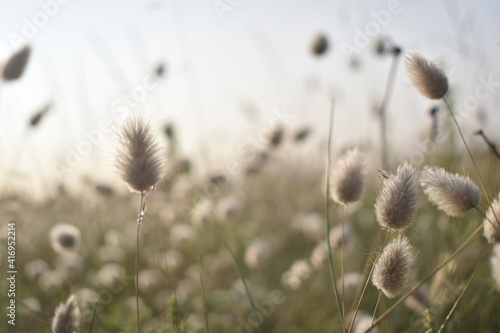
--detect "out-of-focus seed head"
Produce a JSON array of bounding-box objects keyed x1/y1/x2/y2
[
  {"x1": 50, "y1": 224, "x2": 81, "y2": 253},
  {"x1": 330, "y1": 149, "x2": 366, "y2": 205},
  {"x1": 2, "y1": 45, "x2": 31, "y2": 81},
  {"x1": 311, "y1": 33, "x2": 329, "y2": 56}
]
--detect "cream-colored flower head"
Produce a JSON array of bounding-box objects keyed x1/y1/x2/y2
[
  {"x1": 483, "y1": 193, "x2": 500, "y2": 244},
  {"x1": 372, "y1": 237, "x2": 414, "y2": 298},
  {"x1": 420, "y1": 166, "x2": 481, "y2": 217},
  {"x1": 116, "y1": 116, "x2": 166, "y2": 193},
  {"x1": 375, "y1": 162, "x2": 419, "y2": 230},
  {"x1": 51, "y1": 294, "x2": 80, "y2": 333},
  {"x1": 330, "y1": 149, "x2": 366, "y2": 205},
  {"x1": 406, "y1": 53, "x2": 449, "y2": 99}
]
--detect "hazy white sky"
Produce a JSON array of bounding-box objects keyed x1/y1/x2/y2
[{"x1": 0, "y1": 0, "x2": 499, "y2": 196}]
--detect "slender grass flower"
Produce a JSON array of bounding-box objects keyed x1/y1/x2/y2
[
  {"x1": 420, "y1": 166, "x2": 481, "y2": 217},
  {"x1": 405, "y1": 52, "x2": 449, "y2": 100},
  {"x1": 116, "y1": 116, "x2": 166, "y2": 193},
  {"x1": 375, "y1": 162, "x2": 419, "y2": 230},
  {"x1": 330, "y1": 149, "x2": 366, "y2": 205},
  {"x1": 51, "y1": 294, "x2": 80, "y2": 333},
  {"x1": 372, "y1": 237, "x2": 414, "y2": 298}
]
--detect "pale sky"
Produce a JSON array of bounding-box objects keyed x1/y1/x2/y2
[{"x1": 0, "y1": 0, "x2": 499, "y2": 197}]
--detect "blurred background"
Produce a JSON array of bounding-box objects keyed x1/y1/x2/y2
[{"x1": 0, "y1": 0, "x2": 499, "y2": 199}]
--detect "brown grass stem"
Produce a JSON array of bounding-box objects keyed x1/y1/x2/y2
[{"x1": 379, "y1": 50, "x2": 402, "y2": 170}]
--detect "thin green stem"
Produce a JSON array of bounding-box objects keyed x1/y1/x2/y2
[
  {"x1": 135, "y1": 191, "x2": 147, "y2": 333},
  {"x1": 213, "y1": 221, "x2": 262, "y2": 333},
  {"x1": 437, "y1": 244, "x2": 492, "y2": 333},
  {"x1": 325, "y1": 99, "x2": 344, "y2": 325}
]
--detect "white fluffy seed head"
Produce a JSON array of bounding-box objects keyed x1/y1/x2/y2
[
  {"x1": 420, "y1": 166, "x2": 481, "y2": 217},
  {"x1": 330, "y1": 149, "x2": 366, "y2": 205},
  {"x1": 405, "y1": 52, "x2": 449, "y2": 100},
  {"x1": 483, "y1": 193, "x2": 500, "y2": 244},
  {"x1": 116, "y1": 116, "x2": 166, "y2": 193},
  {"x1": 372, "y1": 237, "x2": 414, "y2": 298},
  {"x1": 51, "y1": 294, "x2": 80, "y2": 333},
  {"x1": 375, "y1": 162, "x2": 419, "y2": 230}
]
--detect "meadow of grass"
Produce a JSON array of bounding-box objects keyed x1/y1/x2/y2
[{"x1": 1, "y1": 36, "x2": 500, "y2": 333}]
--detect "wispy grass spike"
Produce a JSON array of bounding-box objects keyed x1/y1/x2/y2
[{"x1": 51, "y1": 294, "x2": 80, "y2": 333}]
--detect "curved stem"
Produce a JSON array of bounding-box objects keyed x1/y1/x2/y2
[
  {"x1": 347, "y1": 230, "x2": 390, "y2": 333},
  {"x1": 437, "y1": 244, "x2": 492, "y2": 333}
]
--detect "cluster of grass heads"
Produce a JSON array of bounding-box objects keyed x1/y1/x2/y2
[{"x1": 2, "y1": 36, "x2": 500, "y2": 333}]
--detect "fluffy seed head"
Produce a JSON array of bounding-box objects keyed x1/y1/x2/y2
[
  {"x1": 2, "y1": 45, "x2": 31, "y2": 81},
  {"x1": 406, "y1": 52, "x2": 449, "y2": 99},
  {"x1": 375, "y1": 162, "x2": 419, "y2": 230},
  {"x1": 52, "y1": 294, "x2": 80, "y2": 333},
  {"x1": 330, "y1": 149, "x2": 366, "y2": 205},
  {"x1": 372, "y1": 237, "x2": 414, "y2": 298},
  {"x1": 116, "y1": 116, "x2": 166, "y2": 193},
  {"x1": 420, "y1": 166, "x2": 481, "y2": 217},
  {"x1": 483, "y1": 193, "x2": 500, "y2": 244}
]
